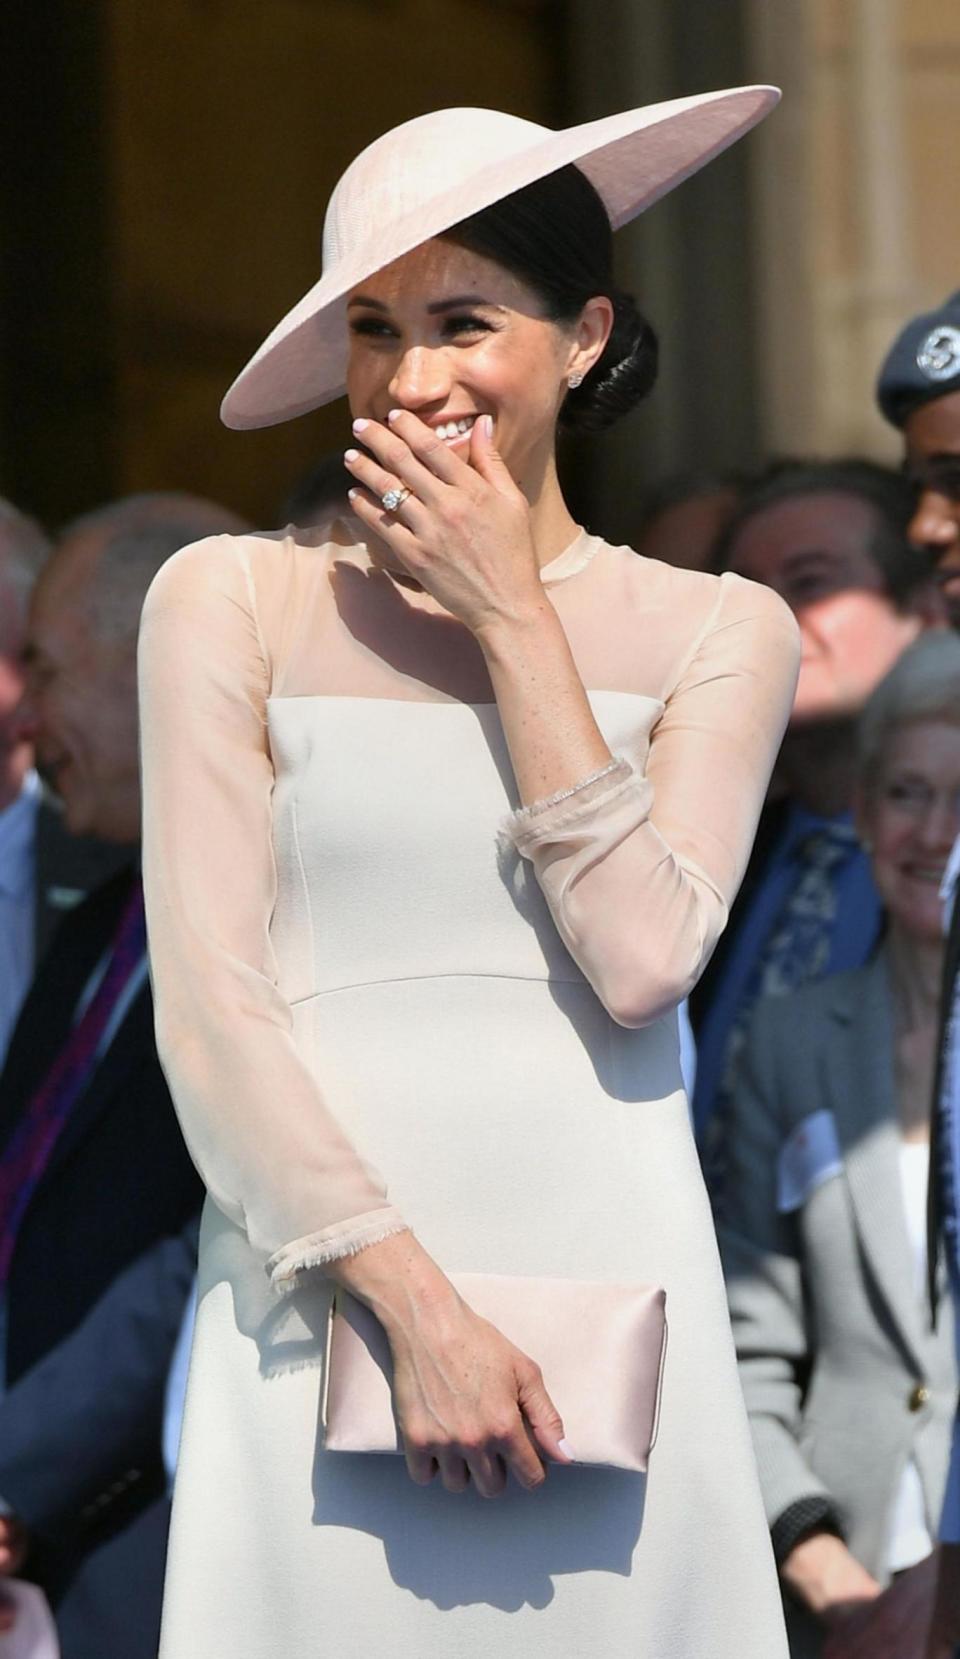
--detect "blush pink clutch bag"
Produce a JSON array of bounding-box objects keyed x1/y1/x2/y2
[{"x1": 322, "y1": 1272, "x2": 667, "y2": 1473}]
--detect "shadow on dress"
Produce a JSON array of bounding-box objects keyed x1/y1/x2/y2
[{"x1": 310, "y1": 1440, "x2": 646, "y2": 1612}]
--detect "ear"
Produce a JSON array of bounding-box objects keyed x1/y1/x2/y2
[{"x1": 566, "y1": 295, "x2": 614, "y2": 384}]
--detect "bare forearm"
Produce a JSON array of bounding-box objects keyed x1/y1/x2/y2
[{"x1": 476, "y1": 601, "x2": 611, "y2": 806}]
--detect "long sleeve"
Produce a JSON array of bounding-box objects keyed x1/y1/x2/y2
[
  {"x1": 507, "y1": 576, "x2": 800, "y2": 1027},
  {"x1": 716, "y1": 1007, "x2": 839, "y2": 1534},
  {"x1": 138, "y1": 537, "x2": 409, "y2": 1286}
]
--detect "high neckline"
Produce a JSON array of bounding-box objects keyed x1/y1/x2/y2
[{"x1": 538, "y1": 528, "x2": 599, "y2": 586}]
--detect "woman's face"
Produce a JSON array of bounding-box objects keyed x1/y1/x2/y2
[
  {"x1": 858, "y1": 717, "x2": 960, "y2": 944},
  {"x1": 345, "y1": 238, "x2": 599, "y2": 494}
]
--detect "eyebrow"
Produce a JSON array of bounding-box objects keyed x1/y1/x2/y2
[{"x1": 347, "y1": 293, "x2": 503, "y2": 315}]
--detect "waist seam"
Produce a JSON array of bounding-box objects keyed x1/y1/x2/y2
[{"x1": 287, "y1": 970, "x2": 587, "y2": 1007}]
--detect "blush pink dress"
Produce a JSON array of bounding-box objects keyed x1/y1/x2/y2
[{"x1": 138, "y1": 517, "x2": 799, "y2": 1658}]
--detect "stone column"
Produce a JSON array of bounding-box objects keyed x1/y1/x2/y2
[{"x1": 564, "y1": 0, "x2": 759, "y2": 545}]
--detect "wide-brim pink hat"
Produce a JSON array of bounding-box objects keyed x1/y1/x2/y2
[{"x1": 221, "y1": 86, "x2": 779, "y2": 430}]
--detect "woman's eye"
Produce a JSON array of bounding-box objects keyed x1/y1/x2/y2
[
  {"x1": 349, "y1": 318, "x2": 397, "y2": 338},
  {"x1": 442, "y1": 314, "x2": 493, "y2": 337},
  {"x1": 886, "y1": 781, "x2": 930, "y2": 808}
]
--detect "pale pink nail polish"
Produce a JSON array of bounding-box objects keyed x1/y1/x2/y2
[
  {"x1": 352, "y1": 418, "x2": 369, "y2": 433},
  {"x1": 344, "y1": 448, "x2": 360, "y2": 462},
  {"x1": 558, "y1": 1438, "x2": 576, "y2": 1462},
  {"x1": 387, "y1": 408, "x2": 402, "y2": 423}
]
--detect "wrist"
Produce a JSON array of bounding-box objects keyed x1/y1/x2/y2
[
  {"x1": 781, "y1": 1532, "x2": 842, "y2": 1610},
  {"x1": 781, "y1": 1532, "x2": 874, "y2": 1622},
  {"x1": 474, "y1": 594, "x2": 563, "y2": 661},
  {"x1": 328, "y1": 1233, "x2": 460, "y2": 1340}
]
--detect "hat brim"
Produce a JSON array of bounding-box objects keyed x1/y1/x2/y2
[{"x1": 221, "y1": 85, "x2": 779, "y2": 431}]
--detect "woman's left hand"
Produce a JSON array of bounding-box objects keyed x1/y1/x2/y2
[{"x1": 344, "y1": 410, "x2": 544, "y2": 636}]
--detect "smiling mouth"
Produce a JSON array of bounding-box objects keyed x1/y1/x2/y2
[
  {"x1": 433, "y1": 415, "x2": 477, "y2": 443},
  {"x1": 902, "y1": 864, "x2": 945, "y2": 886}
]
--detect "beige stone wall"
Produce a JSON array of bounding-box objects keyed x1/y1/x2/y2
[{"x1": 746, "y1": 0, "x2": 960, "y2": 460}]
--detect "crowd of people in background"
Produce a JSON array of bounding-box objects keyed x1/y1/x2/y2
[{"x1": 0, "y1": 288, "x2": 958, "y2": 1659}]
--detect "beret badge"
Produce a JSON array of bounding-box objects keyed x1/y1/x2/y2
[{"x1": 917, "y1": 324, "x2": 960, "y2": 384}]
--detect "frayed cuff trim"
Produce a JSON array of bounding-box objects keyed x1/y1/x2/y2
[
  {"x1": 504, "y1": 765, "x2": 650, "y2": 853},
  {"x1": 267, "y1": 1215, "x2": 410, "y2": 1291},
  {"x1": 511, "y1": 757, "x2": 628, "y2": 825}
]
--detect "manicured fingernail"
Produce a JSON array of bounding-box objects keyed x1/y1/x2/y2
[
  {"x1": 387, "y1": 408, "x2": 402, "y2": 423},
  {"x1": 481, "y1": 414, "x2": 493, "y2": 438},
  {"x1": 558, "y1": 1438, "x2": 576, "y2": 1461},
  {"x1": 344, "y1": 448, "x2": 360, "y2": 462},
  {"x1": 347, "y1": 488, "x2": 360, "y2": 501},
  {"x1": 352, "y1": 418, "x2": 369, "y2": 433}
]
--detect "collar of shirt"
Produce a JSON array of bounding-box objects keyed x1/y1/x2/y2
[{"x1": 0, "y1": 771, "x2": 40, "y2": 899}]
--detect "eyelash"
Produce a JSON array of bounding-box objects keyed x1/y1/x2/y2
[{"x1": 349, "y1": 315, "x2": 496, "y2": 340}]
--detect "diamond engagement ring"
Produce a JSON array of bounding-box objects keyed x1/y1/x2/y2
[{"x1": 380, "y1": 486, "x2": 411, "y2": 512}]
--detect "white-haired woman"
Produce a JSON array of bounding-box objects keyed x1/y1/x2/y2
[
  {"x1": 138, "y1": 92, "x2": 800, "y2": 1657},
  {"x1": 719, "y1": 631, "x2": 960, "y2": 1658}
]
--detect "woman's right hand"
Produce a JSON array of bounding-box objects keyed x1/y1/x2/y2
[
  {"x1": 328, "y1": 1232, "x2": 572, "y2": 1497},
  {"x1": 781, "y1": 1530, "x2": 882, "y2": 1626}
]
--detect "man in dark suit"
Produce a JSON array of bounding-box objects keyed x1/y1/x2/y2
[
  {"x1": 0, "y1": 491, "x2": 246, "y2": 1658},
  {"x1": 691, "y1": 458, "x2": 946, "y2": 1150},
  {"x1": 0, "y1": 498, "x2": 50, "y2": 1068},
  {"x1": 0, "y1": 494, "x2": 129, "y2": 1073},
  {"x1": 875, "y1": 294, "x2": 960, "y2": 1658}
]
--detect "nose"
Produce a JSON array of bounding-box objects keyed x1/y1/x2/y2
[
  {"x1": 908, "y1": 488, "x2": 960, "y2": 552},
  {"x1": 387, "y1": 344, "x2": 451, "y2": 410}
]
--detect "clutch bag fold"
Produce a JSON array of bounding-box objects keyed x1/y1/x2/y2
[{"x1": 322, "y1": 1272, "x2": 667, "y2": 1473}]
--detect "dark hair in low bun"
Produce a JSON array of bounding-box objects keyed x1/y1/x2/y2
[
  {"x1": 564, "y1": 288, "x2": 658, "y2": 433},
  {"x1": 445, "y1": 163, "x2": 658, "y2": 433}
]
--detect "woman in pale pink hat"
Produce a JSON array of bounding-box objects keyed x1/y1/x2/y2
[{"x1": 139, "y1": 90, "x2": 800, "y2": 1657}]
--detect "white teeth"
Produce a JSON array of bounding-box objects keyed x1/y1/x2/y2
[{"x1": 436, "y1": 417, "x2": 475, "y2": 441}]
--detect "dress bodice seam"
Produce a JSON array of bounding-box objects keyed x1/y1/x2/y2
[{"x1": 285, "y1": 968, "x2": 591, "y2": 1007}]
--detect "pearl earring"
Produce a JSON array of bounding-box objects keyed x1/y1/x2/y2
[{"x1": 567, "y1": 372, "x2": 584, "y2": 389}]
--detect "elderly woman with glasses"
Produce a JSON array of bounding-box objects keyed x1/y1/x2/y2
[{"x1": 719, "y1": 631, "x2": 960, "y2": 1658}]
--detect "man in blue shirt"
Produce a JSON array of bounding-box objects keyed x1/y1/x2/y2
[{"x1": 692, "y1": 459, "x2": 946, "y2": 1149}]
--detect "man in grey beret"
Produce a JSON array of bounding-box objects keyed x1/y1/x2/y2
[
  {"x1": 877, "y1": 290, "x2": 960, "y2": 623},
  {"x1": 875, "y1": 293, "x2": 960, "y2": 1658}
]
